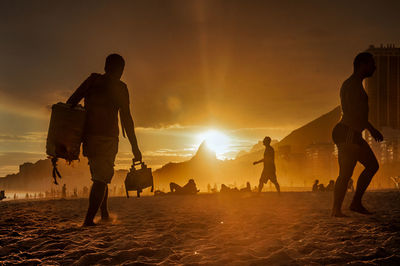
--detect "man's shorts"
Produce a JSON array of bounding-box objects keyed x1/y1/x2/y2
[
  {"x1": 332, "y1": 123, "x2": 363, "y2": 146},
  {"x1": 83, "y1": 136, "x2": 118, "y2": 184},
  {"x1": 260, "y1": 167, "x2": 277, "y2": 183}
]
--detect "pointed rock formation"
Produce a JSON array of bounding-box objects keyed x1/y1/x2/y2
[{"x1": 191, "y1": 141, "x2": 217, "y2": 162}]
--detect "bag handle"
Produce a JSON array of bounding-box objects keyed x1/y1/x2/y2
[{"x1": 131, "y1": 159, "x2": 145, "y2": 169}]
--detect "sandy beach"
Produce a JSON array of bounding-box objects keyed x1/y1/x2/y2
[{"x1": 1, "y1": 191, "x2": 399, "y2": 265}]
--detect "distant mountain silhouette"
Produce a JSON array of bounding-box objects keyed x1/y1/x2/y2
[
  {"x1": 277, "y1": 106, "x2": 341, "y2": 153},
  {"x1": 191, "y1": 141, "x2": 217, "y2": 162},
  {"x1": 153, "y1": 141, "x2": 222, "y2": 190}
]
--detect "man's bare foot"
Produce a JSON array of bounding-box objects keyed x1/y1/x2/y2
[
  {"x1": 82, "y1": 220, "x2": 97, "y2": 227},
  {"x1": 101, "y1": 211, "x2": 110, "y2": 221},
  {"x1": 349, "y1": 203, "x2": 373, "y2": 215},
  {"x1": 331, "y1": 209, "x2": 349, "y2": 217}
]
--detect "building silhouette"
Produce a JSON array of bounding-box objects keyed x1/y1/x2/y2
[
  {"x1": 305, "y1": 142, "x2": 336, "y2": 181},
  {"x1": 365, "y1": 44, "x2": 400, "y2": 130},
  {"x1": 365, "y1": 44, "x2": 400, "y2": 162},
  {"x1": 364, "y1": 45, "x2": 400, "y2": 188}
]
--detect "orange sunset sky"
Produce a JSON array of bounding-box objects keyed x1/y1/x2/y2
[{"x1": 1, "y1": 0, "x2": 400, "y2": 176}]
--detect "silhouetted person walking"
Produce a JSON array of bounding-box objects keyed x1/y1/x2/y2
[
  {"x1": 331, "y1": 52, "x2": 383, "y2": 217},
  {"x1": 253, "y1": 136, "x2": 280, "y2": 193},
  {"x1": 67, "y1": 54, "x2": 142, "y2": 226}
]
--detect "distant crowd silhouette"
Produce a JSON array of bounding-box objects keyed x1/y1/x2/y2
[
  {"x1": 23, "y1": 51, "x2": 384, "y2": 225},
  {"x1": 312, "y1": 179, "x2": 354, "y2": 193},
  {"x1": 312, "y1": 179, "x2": 334, "y2": 192}
]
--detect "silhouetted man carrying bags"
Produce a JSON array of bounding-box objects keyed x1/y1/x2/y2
[
  {"x1": 331, "y1": 52, "x2": 383, "y2": 217},
  {"x1": 67, "y1": 54, "x2": 142, "y2": 226}
]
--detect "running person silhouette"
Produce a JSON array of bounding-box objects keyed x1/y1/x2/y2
[
  {"x1": 253, "y1": 136, "x2": 280, "y2": 193},
  {"x1": 331, "y1": 52, "x2": 383, "y2": 217}
]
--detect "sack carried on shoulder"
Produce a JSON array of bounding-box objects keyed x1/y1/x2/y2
[{"x1": 46, "y1": 102, "x2": 86, "y2": 184}]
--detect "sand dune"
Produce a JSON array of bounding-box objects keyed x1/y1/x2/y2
[{"x1": 1, "y1": 192, "x2": 399, "y2": 265}]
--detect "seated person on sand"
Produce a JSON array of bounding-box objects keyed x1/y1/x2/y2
[
  {"x1": 312, "y1": 179, "x2": 319, "y2": 192},
  {"x1": 220, "y1": 184, "x2": 230, "y2": 193},
  {"x1": 318, "y1": 184, "x2": 326, "y2": 192},
  {"x1": 240, "y1": 182, "x2": 252, "y2": 192},
  {"x1": 154, "y1": 189, "x2": 166, "y2": 196},
  {"x1": 220, "y1": 184, "x2": 239, "y2": 193},
  {"x1": 169, "y1": 179, "x2": 200, "y2": 195},
  {"x1": 326, "y1": 180, "x2": 335, "y2": 192}
]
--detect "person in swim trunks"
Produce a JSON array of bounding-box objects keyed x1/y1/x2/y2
[
  {"x1": 67, "y1": 54, "x2": 142, "y2": 226},
  {"x1": 253, "y1": 136, "x2": 280, "y2": 193},
  {"x1": 331, "y1": 52, "x2": 383, "y2": 217}
]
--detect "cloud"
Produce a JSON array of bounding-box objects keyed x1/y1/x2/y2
[
  {"x1": 114, "y1": 151, "x2": 193, "y2": 171},
  {"x1": 0, "y1": 135, "x2": 26, "y2": 141},
  {"x1": 166, "y1": 96, "x2": 182, "y2": 112},
  {"x1": 0, "y1": 132, "x2": 46, "y2": 143},
  {"x1": 2, "y1": 1, "x2": 399, "y2": 130}
]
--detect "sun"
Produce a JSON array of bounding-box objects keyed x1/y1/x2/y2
[{"x1": 196, "y1": 129, "x2": 231, "y2": 159}]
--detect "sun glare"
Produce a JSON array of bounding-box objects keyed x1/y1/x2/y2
[{"x1": 196, "y1": 130, "x2": 231, "y2": 159}]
